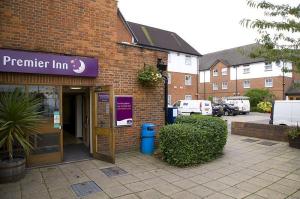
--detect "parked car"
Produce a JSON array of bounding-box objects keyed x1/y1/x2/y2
[
  {"x1": 269, "y1": 100, "x2": 300, "y2": 126},
  {"x1": 212, "y1": 103, "x2": 224, "y2": 117},
  {"x1": 173, "y1": 100, "x2": 212, "y2": 116},
  {"x1": 222, "y1": 103, "x2": 239, "y2": 116},
  {"x1": 223, "y1": 96, "x2": 250, "y2": 114}
]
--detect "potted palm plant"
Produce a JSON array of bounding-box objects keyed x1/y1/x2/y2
[
  {"x1": 288, "y1": 124, "x2": 300, "y2": 149},
  {"x1": 0, "y1": 89, "x2": 42, "y2": 183}
]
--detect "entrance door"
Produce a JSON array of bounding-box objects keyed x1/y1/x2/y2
[{"x1": 92, "y1": 86, "x2": 115, "y2": 163}]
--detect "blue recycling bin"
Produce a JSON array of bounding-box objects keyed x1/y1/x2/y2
[
  {"x1": 167, "y1": 107, "x2": 178, "y2": 124},
  {"x1": 140, "y1": 123, "x2": 156, "y2": 155}
]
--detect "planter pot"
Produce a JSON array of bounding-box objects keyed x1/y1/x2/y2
[
  {"x1": 289, "y1": 137, "x2": 300, "y2": 149},
  {"x1": 0, "y1": 157, "x2": 26, "y2": 183}
]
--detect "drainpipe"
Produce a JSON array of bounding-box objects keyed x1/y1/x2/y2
[
  {"x1": 282, "y1": 62, "x2": 286, "y2": 100},
  {"x1": 162, "y1": 75, "x2": 168, "y2": 124},
  {"x1": 235, "y1": 66, "x2": 238, "y2": 96},
  {"x1": 157, "y1": 59, "x2": 168, "y2": 125},
  {"x1": 204, "y1": 71, "x2": 206, "y2": 99}
]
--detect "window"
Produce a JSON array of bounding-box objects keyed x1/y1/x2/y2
[
  {"x1": 185, "y1": 55, "x2": 192, "y2": 65},
  {"x1": 275, "y1": 60, "x2": 281, "y2": 67},
  {"x1": 265, "y1": 78, "x2": 273, "y2": 88},
  {"x1": 213, "y1": 69, "x2": 218, "y2": 76},
  {"x1": 265, "y1": 62, "x2": 272, "y2": 71},
  {"x1": 222, "y1": 82, "x2": 228, "y2": 90},
  {"x1": 243, "y1": 65, "x2": 250, "y2": 74},
  {"x1": 168, "y1": 53, "x2": 171, "y2": 63},
  {"x1": 222, "y1": 68, "x2": 228, "y2": 76},
  {"x1": 185, "y1": 75, "x2": 192, "y2": 85},
  {"x1": 168, "y1": 73, "x2": 171, "y2": 84},
  {"x1": 213, "y1": 83, "x2": 218, "y2": 90},
  {"x1": 28, "y1": 86, "x2": 60, "y2": 118},
  {"x1": 243, "y1": 80, "x2": 250, "y2": 88},
  {"x1": 168, "y1": 95, "x2": 172, "y2": 105},
  {"x1": 185, "y1": 95, "x2": 192, "y2": 100}
]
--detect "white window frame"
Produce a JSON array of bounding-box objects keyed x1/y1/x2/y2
[
  {"x1": 185, "y1": 75, "x2": 192, "y2": 86},
  {"x1": 222, "y1": 82, "x2": 228, "y2": 90},
  {"x1": 243, "y1": 65, "x2": 250, "y2": 74},
  {"x1": 213, "y1": 69, "x2": 218, "y2": 77},
  {"x1": 168, "y1": 73, "x2": 171, "y2": 85},
  {"x1": 185, "y1": 95, "x2": 192, "y2": 100},
  {"x1": 265, "y1": 78, "x2": 273, "y2": 88},
  {"x1": 168, "y1": 95, "x2": 172, "y2": 105},
  {"x1": 213, "y1": 83, "x2": 218, "y2": 90},
  {"x1": 243, "y1": 80, "x2": 250, "y2": 88},
  {"x1": 185, "y1": 55, "x2": 192, "y2": 65},
  {"x1": 168, "y1": 53, "x2": 171, "y2": 63},
  {"x1": 275, "y1": 60, "x2": 281, "y2": 67},
  {"x1": 264, "y1": 62, "x2": 273, "y2": 71},
  {"x1": 221, "y1": 68, "x2": 228, "y2": 76}
]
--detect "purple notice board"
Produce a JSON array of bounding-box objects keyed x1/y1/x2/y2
[
  {"x1": 115, "y1": 96, "x2": 133, "y2": 127},
  {"x1": 0, "y1": 49, "x2": 98, "y2": 77}
]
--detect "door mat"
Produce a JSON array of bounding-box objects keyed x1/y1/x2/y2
[
  {"x1": 241, "y1": 138, "x2": 260, "y2": 143},
  {"x1": 71, "y1": 181, "x2": 102, "y2": 197},
  {"x1": 258, "y1": 141, "x2": 278, "y2": 146},
  {"x1": 100, "y1": 166, "x2": 128, "y2": 177}
]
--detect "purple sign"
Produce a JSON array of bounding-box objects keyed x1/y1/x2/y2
[
  {"x1": 98, "y1": 93, "x2": 109, "y2": 102},
  {"x1": 115, "y1": 96, "x2": 133, "y2": 127},
  {"x1": 0, "y1": 49, "x2": 98, "y2": 77}
]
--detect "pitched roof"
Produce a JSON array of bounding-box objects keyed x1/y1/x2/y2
[
  {"x1": 199, "y1": 44, "x2": 265, "y2": 71},
  {"x1": 127, "y1": 22, "x2": 201, "y2": 56}
]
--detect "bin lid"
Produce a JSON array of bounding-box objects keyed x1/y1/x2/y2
[{"x1": 141, "y1": 123, "x2": 155, "y2": 128}]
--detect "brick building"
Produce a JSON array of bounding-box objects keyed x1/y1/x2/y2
[
  {"x1": 126, "y1": 22, "x2": 202, "y2": 105},
  {"x1": 199, "y1": 44, "x2": 296, "y2": 100},
  {"x1": 0, "y1": 0, "x2": 167, "y2": 166}
]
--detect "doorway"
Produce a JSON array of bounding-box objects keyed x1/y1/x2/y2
[{"x1": 62, "y1": 87, "x2": 91, "y2": 162}]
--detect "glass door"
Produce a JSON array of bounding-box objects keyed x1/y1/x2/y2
[{"x1": 92, "y1": 86, "x2": 115, "y2": 163}]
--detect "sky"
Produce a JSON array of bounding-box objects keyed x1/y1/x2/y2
[{"x1": 118, "y1": 0, "x2": 296, "y2": 55}]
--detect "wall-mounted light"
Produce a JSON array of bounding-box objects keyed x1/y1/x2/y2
[{"x1": 70, "y1": 87, "x2": 82, "y2": 90}]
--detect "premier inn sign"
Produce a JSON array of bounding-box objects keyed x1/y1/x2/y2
[{"x1": 0, "y1": 49, "x2": 99, "y2": 77}]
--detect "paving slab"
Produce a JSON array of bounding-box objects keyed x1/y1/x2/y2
[{"x1": 0, "y1": 134, "x2": 299, "y2": 199}]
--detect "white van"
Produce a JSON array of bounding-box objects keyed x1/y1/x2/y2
[
  {"x1": 173, "y1": 100, "x2": 212, "y2": 116},
  {"x1": 223, "y1": 96, "x2": 250, "y2": 114},
  {"x1": 270, "y1": 100, "x2": 300, "y2": 126}
]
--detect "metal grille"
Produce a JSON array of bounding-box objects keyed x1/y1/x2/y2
[
  {"x1": 241, "y1": 138, "x2": 259, "y2": 143},
  {"x1": 71, "y1": 181, "x2": 102, "y2": 197},
  {"x1": 101, "y1": 166, "x2": 128, "y2": 177},
  {"x1": 258, "y1": 141, "x2": 278, "y2": 146}
]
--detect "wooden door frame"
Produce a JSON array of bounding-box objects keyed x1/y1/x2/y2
[{"x1": 91, "y1": 85, "x2": 115, "y2": 163}]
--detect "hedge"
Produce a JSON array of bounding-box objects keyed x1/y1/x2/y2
[{"x1": 159, "y1": 115, "x2": 227, "y2": 167}]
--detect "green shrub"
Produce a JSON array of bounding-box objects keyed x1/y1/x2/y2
[
  {"x1": 245, "y1": 88, "x2": 274, "y2": 109},
  {"x1": 288, "y1": 125, "x2": 300, "y2": 139},
  {"x1": 257, "y1": 101, "x2": 272, "y2": 113},
  {"x1": 159, "y1": 115, "x2": 227, "y2": 167}
]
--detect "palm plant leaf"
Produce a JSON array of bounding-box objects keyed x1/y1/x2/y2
[{"x1": 0, "y1": 89, "x2": 43, "y2": 160}]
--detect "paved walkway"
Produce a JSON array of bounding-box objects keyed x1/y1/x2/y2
[{"x1": 1, "y1": 135, "x2": 300, "y2": 199}]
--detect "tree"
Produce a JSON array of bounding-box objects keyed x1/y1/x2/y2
[
  {"x1": 245, "y1": 88, "x2": 274, "y2": 109},
  {"x1": 241, "y1": 0, "x2": 300, "y2": 72}
]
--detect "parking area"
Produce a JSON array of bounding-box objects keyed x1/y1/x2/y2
[
  {"x1": 1, "y1": 134, "x2": 300, "y2": 199},
  {"x1": 223, "y1": 112, "x2": 270, "y2": 133}
]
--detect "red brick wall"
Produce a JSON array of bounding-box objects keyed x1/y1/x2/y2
[
  {"x1": 232, "y1": 122, "x2": 290, "y2": 142},
  {"x1": 198, "y1": 61, "x2": 293, "y2": 100},
  {"x1": 0, "y1": 0, "x2": 167, "y2": 152},
  {"x1": 116, "y1": 13, "x2": 132, "y2": 43},
  {"x1": 168, "y1": 72, "x2": 198, "y2": 104}
]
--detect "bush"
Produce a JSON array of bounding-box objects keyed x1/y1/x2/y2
[
  {"x1": 159, "y1": 115, "x2": 227, "y2": 167},
  {"x1": 257, "y1": 101, "x2": 272, "y2": 113},
  {"x1": 245, "y1": 88, "x2": 274, "y2": 108}
]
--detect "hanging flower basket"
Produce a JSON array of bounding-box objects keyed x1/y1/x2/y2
[{"x1": 138, "y1": 65, "x2": 163, "y2": 87}]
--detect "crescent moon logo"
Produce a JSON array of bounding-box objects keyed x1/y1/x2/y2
[{"x1": 72, "y1": 59, "x2": 86, "y2": 74}]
